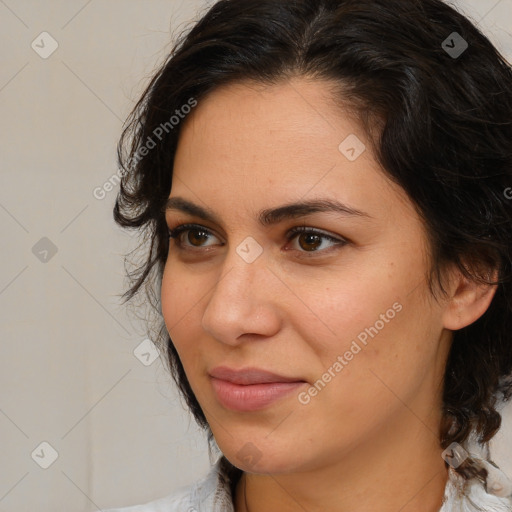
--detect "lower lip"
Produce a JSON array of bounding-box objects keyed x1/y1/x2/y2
[{"x1": 210, "y1": 377, "x2": 306, "y2": 411}]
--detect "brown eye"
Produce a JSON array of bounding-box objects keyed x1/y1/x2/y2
[
  {"x1": 167, "y1": 223, "x2": 347, "y2": 257},
  {"x1": 297, "y1": 233, "x2": 323, "y2": 251},
  {"x1": 168, "y1": 224, "x2": 220, "y2": 248},
  {"x1": 287, "y1": 227, "x2": 347, "y2": 255},
  {"x1": 185, "y1": 228, "x2": 210, "y2": 246}
]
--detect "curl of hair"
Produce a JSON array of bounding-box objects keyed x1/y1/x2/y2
[{"x1": 114, "y1": 0, "x2": 512, "y2": 478}]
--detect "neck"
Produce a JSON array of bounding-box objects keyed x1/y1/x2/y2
[{"x1": 234, "y1": 411, "x2": 449, "y2": 512}]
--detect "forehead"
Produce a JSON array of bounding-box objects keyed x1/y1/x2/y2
[
  {"x1": 174, "y1": 78, "x2": 370, "y2": 178},
  {"x1": 170, "y1": 77, "x2": 410, "y2": 226}
]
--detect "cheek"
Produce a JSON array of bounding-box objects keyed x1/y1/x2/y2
[
  {"x1": 302, "y1": 269, "x2": 404, "y2": 351},
  {"x1": 160, "y1": 266, "x2": 176, "y2": 330},
  {"x1": 160, "y1": 271, "x2": 208, "y2": 401},
  {"x1": 315, "y1": 285, "x2": 440, "y2": 415},
  {"x1": 160, "y1": 265, "x2": 197, "y2": 355},
  {"x1": 161, "y1": 257, "x2": 201, "y2": 320},
  {"x1": 306, "y1": 261, "x2": 437, "y2": 390}
]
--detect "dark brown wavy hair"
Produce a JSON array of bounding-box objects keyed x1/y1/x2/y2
[{"x1": 114, "y1": 0, "x2": 512, "y2": 482}]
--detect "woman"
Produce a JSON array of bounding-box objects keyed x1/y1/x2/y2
[{"x1": 101, "y1": 0, "x2": 512, "y2": 510}]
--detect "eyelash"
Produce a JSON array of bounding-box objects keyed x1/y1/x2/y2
[{"x1": 166, "y1": 223, "x2": 347, "y2": 258}]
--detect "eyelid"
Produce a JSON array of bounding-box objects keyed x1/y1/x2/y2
[
  {"x1": 167, "y1": 222, "x2": 348, "y2": 256},
  {"x1": 167, "y1": 223, "x2": 223, "y2": 245}
]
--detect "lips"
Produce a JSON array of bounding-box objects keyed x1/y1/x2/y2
[
  {"x1": 208, "y1": 366, "x2": 307, "y2": 411},
  {"x1": 209, "y1": 366, "x2": 305, "y2": 385}
]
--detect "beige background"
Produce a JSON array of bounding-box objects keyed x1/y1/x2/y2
[{"x1": 0, "y1": 1, "x2": 511, "y2": 511}]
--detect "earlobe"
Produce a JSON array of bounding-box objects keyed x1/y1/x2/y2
[{"x1": 442, "y1": 267, "x2": 499, "y2": 331}]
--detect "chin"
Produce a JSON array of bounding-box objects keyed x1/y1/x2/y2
[{"x1": 219, "y1": 436, "x2": 310, "y2": 474}]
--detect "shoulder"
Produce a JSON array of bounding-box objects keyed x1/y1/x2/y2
[
  {"x1": 439, "y1": 431, "x2": 512, "y2": 512},
  {"x1": 98, "y1": 484, "x2": 192, "y2": 512},
  {"x1": 96, "y1": 456, "x2": 242, "y2": 512},
  {"x1": 441, "y1": 468, "x2": 512, "y2": 512}
]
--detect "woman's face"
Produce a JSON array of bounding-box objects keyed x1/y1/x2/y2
[{"x1": 161, "y1": 78, "x2": 453, "y2": 473}]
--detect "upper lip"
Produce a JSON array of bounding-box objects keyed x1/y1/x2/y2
[{"x1": 209, "y1": 366, "x2": 305, "y2": 385}]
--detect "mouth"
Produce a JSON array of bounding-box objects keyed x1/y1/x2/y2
[
  {"x1": 208, "y1": 366, "x2": 306, "y2": 385},
  {"x1": 208, "y1": 366, "x2": 307, "y2": 411}
]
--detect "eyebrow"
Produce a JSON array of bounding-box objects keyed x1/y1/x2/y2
[{"x1": 164, "y1": 196, "x2": 371, "y2": 226}]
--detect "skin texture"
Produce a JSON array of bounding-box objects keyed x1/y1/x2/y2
[{"x1": 160, "y1": 77, "x2": 497, "y2": 512}]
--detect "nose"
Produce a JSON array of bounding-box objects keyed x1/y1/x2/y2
[{"x1": 200, "y1": 244, "x2": 282, "y2": 345}]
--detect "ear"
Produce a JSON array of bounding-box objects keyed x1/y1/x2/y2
[{"x1": 442, "y1": 264, "x2": 499, "y2": 331}]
